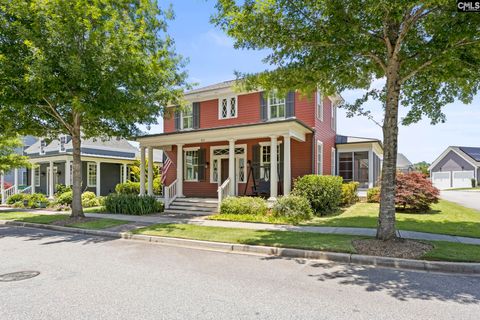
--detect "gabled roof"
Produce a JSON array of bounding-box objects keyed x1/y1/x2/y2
[
  {"x1": 336, "y1": 135, "x2": 382, "y2": 147},
  {"x1": 397, "y1": 153, "x2": 413, "y2": 168},
  {"x1": 428, "y1": 146, "x2": 480, "y2": 170},
  {"x1": 186, "y1": 79, "x2": 237, "y2": 95}
]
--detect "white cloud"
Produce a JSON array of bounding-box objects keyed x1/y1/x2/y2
[{"x1": 200, "y1": 29, "x2": 234, "y2": 48}]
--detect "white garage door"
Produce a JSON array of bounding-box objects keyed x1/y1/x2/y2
[
  {"x1": 452, "y1": 171, "x2": 475, "y2": 189},
  {"x1": 432, "y1": 172, "x2": 451, "y2": 190}
]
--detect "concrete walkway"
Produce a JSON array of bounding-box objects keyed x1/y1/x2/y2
[{"x1": 2, "y1": 206, "x2": 480, "y2": 245}]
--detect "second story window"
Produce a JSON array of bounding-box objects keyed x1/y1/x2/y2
[
  {"x1": 268, "y1": 92, "x2": 286, "y2": 120},
  {"x1": 316, "y1": 91, "x2": 323, "y2": 121},
  {"x1": 331, "y1": 104, "x2": 336, "y2": 131},
  {"x1": 39, "y1": 138, "x2": 46, "y2": 155},
  {"x1": 219, "y1": 96, "x2": 237, "y2": 119},
  {"x1": 59, "y1": 136, "x2": 67, "y2": 152},
  {"x1": 181, "y1": 105, "x2": 193, "y2": 130}
]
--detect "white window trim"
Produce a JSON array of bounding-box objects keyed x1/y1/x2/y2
[
  {"x1": 184, "y1": 149, "x2": 199, "y2": 182},
  {"x1": 209, "y1": 144, "x2": 247, "y2": 185},
  {"x1": 331, "y1": 147, "x2": 336, "y2": 175},
  {"x1": 317, "y1": 141, "x2": 324, "y2": 175},
  {"x1": 87, "y1": 162, "x2": 97, "y2": 187},
  {"x1": 180, "y1": 105, "x2": 194, "y2": 131},
  {"x1": 34, "y1": 168, "x2": 40, "y2": 187},
  {"x1": 316, "y1": 91, "x2": 323, "y2": 121},
  {"x1": 59, "y1": 135, "x2": 67, "y2": 153},
  {"x1": 331, "y1": 104, "x2": 336, "y2": 131},
  {"x1": 39, "y1": 138, "x2": 46, "y2": 155},
  {"x1": 120, "y1": 165, "x2": 130, "y2": 182},
  {"x1": 267, "y1": 92, "x2": 286, "y2": 121},
  {"x1": 218, "y1": 96, "x2": 238, "y2": 119}
]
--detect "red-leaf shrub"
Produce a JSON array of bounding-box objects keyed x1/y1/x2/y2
[{"x1": 395, "y1": 172, "x2": 439, "y2": 212}]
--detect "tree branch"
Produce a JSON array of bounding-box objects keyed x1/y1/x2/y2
[
  {"x1": 42, "y1": 97, "x2": 74, "y2": 134},
  {"x1": 363, "y1": 53, "x2": 387, "y2": 73}
]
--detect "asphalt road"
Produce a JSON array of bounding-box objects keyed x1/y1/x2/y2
[
  {"x1": 440, "y1": 190, "x2": 480, "y2": 211},
  {"x1": 1, "y1": 226, "x2": 480, "y2": 320}
]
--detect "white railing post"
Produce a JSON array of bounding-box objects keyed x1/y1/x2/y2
[
  {"x1": 217, "y1": 177, "x2": 231, "y2": 212},
  {"x1": 0, "y1": 172, "x2": 5, "y2": 205},
  {"x1": 164, "y1": 179, "x2": 178, "y2": 209}
]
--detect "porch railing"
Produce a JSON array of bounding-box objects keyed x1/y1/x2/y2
[
  {"x1": 2, "y1": 186, "x2": 16, "y2": 204},
  {"x1": 217, "y1": 178, "x2": 231, "y2": 212},
  {"x1": 20, "y1": 186, "x2": 32, "y2": 194},
  {"x1": 164, "y1": 179, "x2": 178, "y2": 209}
]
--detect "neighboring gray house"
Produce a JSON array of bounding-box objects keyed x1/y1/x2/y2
[
  {"x1": 3, "y1": 136, "x2": 37, "y2": 187},
  {"x1": 429, "y1": 146, "x2": 480, "y2": 190},
  {"x1": 396, "y1": 153, "x2": 414, "y2": 173}
]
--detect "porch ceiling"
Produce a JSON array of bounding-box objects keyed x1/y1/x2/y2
[{"x1": 137, "y1": 119, "x2": 313, "y2": 147}]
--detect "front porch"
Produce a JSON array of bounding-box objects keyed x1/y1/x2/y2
[{"x1": 137, "y1": 119, "x2": 314, "y2": 208}]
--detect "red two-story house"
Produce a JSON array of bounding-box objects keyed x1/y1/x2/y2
[{"x1": 136, "y1": 80, "x2": 383, "y2": 211}]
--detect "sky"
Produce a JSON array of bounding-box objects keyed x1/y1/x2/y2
[{"x1": 148, "y1": 0, "x2": 480, "y2": 164}]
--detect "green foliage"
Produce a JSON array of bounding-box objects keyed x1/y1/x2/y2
[
  {"x1": 104, "y1": 194, "x2": 164, "y2": 215},
  {"x1": 340, "y1": 182, "x2": 359, "y2": 207},
  {"x1": 292, "y1": 175, "x2": 343, "y2": 215},
  {"x1": 81, "y1": 191, "x2": 101, "y2": 208},
  {"x1": 55, "y1": 184, "x2": 72, "y2": 197},
  {"x1": 0, "y1": 134, "x2": 31, "y2": 172},
  {"x1": 56, "y1": 191, "x2": 73, "y2": 206},
  {"x1": 367, "y1": 187, "x2": 381, "y2": 203},
  {"x1": 115, "y1": 181, "x2": 141, "y2": 195},
  {"x1": 414, "y1": 161, "x2": 430, "y2": 176},
  {"x1": 6, "y1": 193, "x2": 28, "y2": 205},
  {"x1": 153, "y1": 176, "x2": 162, "y2": 195},
  {"x1": 28, "y1": 193, "x2": 48, "y2": 208},
  {"x1": 220, "y1": 196, "x2": 268, "y2": 215},
  {"x1": 272, "y1": 195, "x2": 313, "y2": 224}
]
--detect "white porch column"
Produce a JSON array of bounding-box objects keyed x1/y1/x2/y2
[
  {"x1": 269, "y1": 136, "x2": 278, "y2": 201},
  {"x1": 139, "y1": 146, "x2": 146, "y2": 195},
  {"x1": 368, "y1": 150, "x2": 374, "y2": 188},
  {"x1": 283, "y1": 134, "x2": 292, "y2": 195},
  {"x1": 48, "y1": 161, "x2": 54, "y2": 199},
  {"x1": 176, "y1": 144, "x2": 184, "y2": 197},
  {"x1": 65, "y1": 160, "x2": 71, "y2": 186},
  {"x1": 147, "y1": 147, "x2": 154, "y2": 196},
  {"x1": 13, "y1": 168, "x2": 18, "y2": 193},
  {"x1": 96, "y1": 161, "x2": 101, "y2": 196},
  {"x1": 123, "y1": 164, "x2": 128, "y2": 183},
  {"x1": 228, "y1": 139, "x2": 236, "y2": 196},
  {"x1": 1, "y1": 172, "x2": 5, "y2": 204},
  {"x1": 31, "y1": 165, "x2": 36, "y2": 194}
]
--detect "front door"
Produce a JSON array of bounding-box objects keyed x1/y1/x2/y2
[{"x1": 221, "y1": 159, "x2": 229, "y2": 183}]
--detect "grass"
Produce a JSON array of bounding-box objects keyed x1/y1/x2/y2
[
  {"x1": 209, "y1": 200, "x2": 480, "y2": 239},
  {"x1": 444, "y1": 187, "x2": 480, "y2": 191},
  {"x1": 132, "y1": 223, "x2": 480, "y2": 262},
  {"x1": 0, "y1": 211, "x2": 127, "y2": 229}
]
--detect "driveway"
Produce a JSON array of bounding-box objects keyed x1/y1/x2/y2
[
  {"x1": 1, "y1": 226, "x2": 480, "y2": 320},
  {"x1": 440, "y1": 190, "x2": 480, "y2": 211}
]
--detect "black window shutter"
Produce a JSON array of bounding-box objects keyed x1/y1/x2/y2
[
  {"x1": 193, "y1": 102, "x2": 200, "y2": 129},
  {"x1": 198, "y1": 148, "x2": 206, "y2": 181},
  {"x1": 260, "y1": 92, "x2": 268, "y2": 122},
  {"x1": 252, "y1": 144, "x2": 261, "y2": 180},
  {"x1": 286, "y1": 91, "x2": 295, "y2": 118},
  {"x1": 174, "y1": 109, "x2": 180, "y2": 131}
]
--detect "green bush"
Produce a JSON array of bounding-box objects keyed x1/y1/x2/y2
[
  {"x1": 292, "y1": 175, "x2": 343, "y2": 215},
  {"x1": 28, "y1": 193, "x2": 49, "y2": 208},
  {"x1": 367, "y1": 187, "x2": 381, "y2": 203},
  {"x1": 55, "y1": 184, "x2": 72, "y2": 196},
  {"x1": 341, "y1": 182, "x2": 359, "y2": 206},
  {"x1": 220, "y1": 196, "x2": 268, "y2": 215},
  {"x1": 81, "y1": 191, "x2": 102, "y2": 208},
  {"x1": 272, "y1": 195, "x2": 313, "y2": 223},
  {"x1": 6, "y1": 193, "x2": 28, "y2": 205},
  {"x1": 153, "y1": 177, "x2": 162, "y2": 195},
  {"x1": 56, "y1": 191, "x2": 73, "y2": 206},
  {"x1": 104, "y1": 194, "x2": 164, "y2": 215},
  {"x1": 115, "y1": 181, "x2": 141, "y2": 195}
]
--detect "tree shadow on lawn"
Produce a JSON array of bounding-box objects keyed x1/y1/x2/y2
[{"x1": 0, "y1": 225, "x2": 114, "y2": 246}]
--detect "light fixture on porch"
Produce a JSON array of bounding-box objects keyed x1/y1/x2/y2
[
  {"x1": 205, "y1": 161, "x2": 209, "y2": 169},
  {"x1": 56, "y1": 171, "x2": 62, "y2": 176},
  {"x1": 41, "y1": 172, "x2": 46, "y2": 176}
]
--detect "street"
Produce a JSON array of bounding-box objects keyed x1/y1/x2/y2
[
  {"x1": 1, "y1": 226, "x2": 480, "y2": 320},
  {"x1": 440, "y1": 191, "x2": 480, "y2": 212}
]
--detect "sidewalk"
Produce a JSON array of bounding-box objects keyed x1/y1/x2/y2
[{"x1": 2, "y1": 206, "x2": 480, "y2": 245}]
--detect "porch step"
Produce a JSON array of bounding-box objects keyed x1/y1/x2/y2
[{"x1": 165, "y1": 197, "x2": 218, "y2": 216}]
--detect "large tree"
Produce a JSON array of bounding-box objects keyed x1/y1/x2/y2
[
  {"x1": 0, "y1": 134, "x2": 30, "y2": 173},
  {"x1": 213, "y1": 0, "x2": 480, "y2": 239},
  {"x1": 0, "y1": 0, "x2": 187, "y2": 217}
]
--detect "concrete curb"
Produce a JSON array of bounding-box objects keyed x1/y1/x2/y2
[{"x1": 2, "y1": 220, "x2": 480, "y2": 275}]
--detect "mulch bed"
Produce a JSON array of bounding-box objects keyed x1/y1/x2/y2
[
  {"x1": 352, "y1": 238, "x2": 433, "y2": 260},
  {"x1": 51, "y1": 217, "x2": 99, "y2": 226}
]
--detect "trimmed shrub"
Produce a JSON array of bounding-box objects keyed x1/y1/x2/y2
[
  {"x1": 28, "y1": 193, "x2": 49, "y2": 208},
  {"x1": 367, "y1": 187, "x2": 380, "y2": 203},
  {"x1": 115, "y1": 181, "x2": 141, "y2": 195},
  {"x1": 292, "y1": 175, "x2": 343, "y2": 215},
  {"x1": 55, "y1": 184, "x2": 72, "y2": 196},
  {"x1": 396, "y1": 172, "x2": 439, "y2": 212},
  {"x1": 153, "y1": 177, "x2": 162, "y2": 195},
  {"x1": 341, "y1": 182, "x2": 359, "y2": 206},
  {"x1": 81, "y1": 191, "x2": 101, "y2": 208},
  {"x1": 56, "y1": 191, "x2": 73, "y2": 206},
  {"x1": 220, "y1": 196, "x2": 268, "y2": 215},
  {"x1": 104, "y1": 194, "x2": 164, "y2": 215},
  {"x1": 272, "y1": 195, "x2": 313, "y2": 223},
  {"x1": 6, "y1": 193, "x2": 28, "y2": 205}
]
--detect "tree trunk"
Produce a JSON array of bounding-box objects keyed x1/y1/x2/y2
[
  {"x1": 70, "y1": 111, "x2": 84, "y2": 218},
  {"x1": 376, "y1": 61, "x2": 401, "y2": 240}
]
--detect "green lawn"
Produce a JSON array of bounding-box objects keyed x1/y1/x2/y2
[
  {"x1": 132, "y1": 223, "x2": 480, "y2": 262},
  {"x1": 209, "y1": 200, "x2": 480, "y2": 238},
  {"x1": 0, "y1": 211, "x2": 127, "y2": 229}
]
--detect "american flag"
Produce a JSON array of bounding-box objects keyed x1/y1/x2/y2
[{"x1": 161, "y1": 156, "x2": 173, "y2": 184}]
